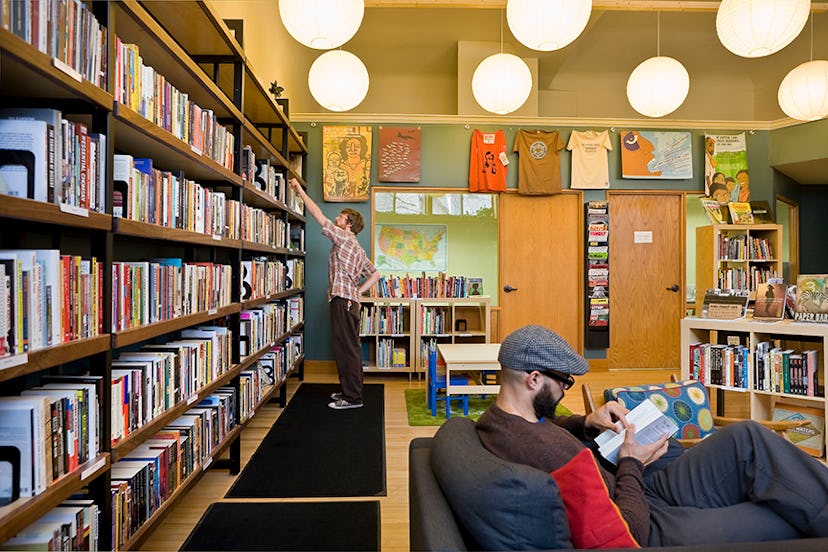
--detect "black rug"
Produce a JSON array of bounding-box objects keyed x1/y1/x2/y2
[
  {"x1": 180, "y1": 501, "x2": 381, "y2": 551},
  {"x1": 226, "y1": 383, "x2": 386, "y2": 498}
]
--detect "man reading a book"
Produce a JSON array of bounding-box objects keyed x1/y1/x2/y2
[{"x1": 477, "y1": 325, "x2": 828, "y2": 546}]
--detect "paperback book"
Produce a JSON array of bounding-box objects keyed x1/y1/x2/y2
[{"x1": 594, "y1": 399, "x2": 678, "y2": 465}]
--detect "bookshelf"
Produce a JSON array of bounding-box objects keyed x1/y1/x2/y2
[
  {"x1": 416, "y1": 297, "x2": 491, "y2": 373},
  {"x1": 681, "y1": 318, "x2": 828, "y2": 461},
  {"x1": 695, "y1": 224, "x2": 783, "y2": 313},
  {"x1": 0, "y1": 2, "x2": 307, "y2": 549},
  {"x1": 359, "y1": 298, "x2": 416, "y2": 374}
]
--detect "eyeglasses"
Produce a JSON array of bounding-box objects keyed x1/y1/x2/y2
[{"x1": 538, "y1": 369, "x2": 575, "y2": 390}]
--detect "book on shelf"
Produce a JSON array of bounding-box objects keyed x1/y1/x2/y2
[
  {"x1": 772, "y1": 402, "x2": 825, "y2": 457},
  {"x1": 727, "y1": 202, "x2": 754, "y2": 224},
  {"x1": 792, "y1": 274, "x2": 828, "y2": 323},
  {"x1": 699, "y1": 197, "x2": 726, "y2": 224},
  {"x1": 0, "y1": 118, "x2": 50, "y2": 203},
  {"x1": 752, "y1": 282, "x2": 786, "y2": 321},
  {"x1": 594, "y1": 399, "x2": 678, "y2": 465}
]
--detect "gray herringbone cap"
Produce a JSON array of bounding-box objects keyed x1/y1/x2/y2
[{"x1": 498, "y1": 325, "x2": 590, "y2": 376}]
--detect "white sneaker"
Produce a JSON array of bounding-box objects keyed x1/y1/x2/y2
[
  {"x1": 328, "y1": 398, "x2": 363, "y2": 410},
  {"x1": 330, "y1": 392, "x2": 344, "y2": 401}
]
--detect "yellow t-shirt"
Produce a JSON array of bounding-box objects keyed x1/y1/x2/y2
[
  {"x1": 513, "y1": 129, "x2": 565, "y2": 195},
  {"x1": 567, "y1": 130, "x2": 612, "y2": 189}
]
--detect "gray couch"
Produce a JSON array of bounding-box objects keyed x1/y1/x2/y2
[{"x1": 409, "y1": 417, "x2": 828, "y2": 551}]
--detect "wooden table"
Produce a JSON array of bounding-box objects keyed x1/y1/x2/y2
[{"x1": 437, "y1": 343, "x2": 501, "y2": 396}]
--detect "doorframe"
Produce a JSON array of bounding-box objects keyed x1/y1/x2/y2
[{"x1": 775, "y1": 194, "x2": 800, "y2": 283}]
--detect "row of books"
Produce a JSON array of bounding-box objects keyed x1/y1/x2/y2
[
  {"x1": 0, "y1": 109, "x2": 107, "y2": 211},
  {"x1": 114, "y1": 37, "x2": 235, "y2": 171},
  {"x1": 287, "y1": 296, "x2": 303, "y2": 329},
  {"x1": 111, "y1": 260, "x2": 232, "y2": 332},
  {"x1": 376, "y1": 338, "x2": 407, "y2": 368},
  {"x1": 688, "y1": 341, "x2": 822, "y2": 397},
  {"x1": 0, "y1": 497, "x2": 100, "y2": 551},
  {"x1": 1, "y1": 250, "x2": 103, "y2": 358},
  {"x1": 112, "y1": 325, "x2": 233, "y2": 443},
  {"x1": 2, "y1": 0, "x2": 108, "y2": 88},
  {"x1": 360, "y1": 304, "x2": 409, "y2": 335},
  {"x1": 241, "y1": 258, "x2": 288, "y2": 301},
  {"x1": 239, "y1": 303, "x2": 287, "y2": 358},
  {"x1": 715, "y1": 266, "x2": 779, "y2": 291},
  {"x1": 111, "y1": 388, "x2": 236, "y2": 550},
  {"x1": 0, "y1": 376, "x2": 101, "y2": 498},
  {"x1": 240, "y1": 203, "x2": 287, "y2": 247},
  {"x1": 369, "y1": 274, "x2": 484, "y2": 298},
  {"x1": 286, "y1": 258, "x2": 304, "y2": 290},
  {"x1": 717, "y1": 234, "x2": 775, "y2": 261},
  {"x1": 249, "y1": 152, "x2": 287, "y2": 204},
  {"x1": 288, "y1": 223, "x2": 305, "y2": 252},
  {"x1": 420, "y1": 306, "x2": 448, "y2": 335}
]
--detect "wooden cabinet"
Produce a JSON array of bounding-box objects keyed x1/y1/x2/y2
[
  {"x1": 681, "y1": 318, "x2": 827, "y2": 460},
  {"x1": 0, "y1": 1, "x2": 307, "y2": 548},
  {"x1": 695, "y1": 224, "x2": 782, "y2": 312}
]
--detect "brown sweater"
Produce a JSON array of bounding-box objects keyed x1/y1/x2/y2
[{"x1": 476, "y1": 404, "x2": 650, "y2": 545}]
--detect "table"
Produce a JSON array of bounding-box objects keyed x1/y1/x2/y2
[{"x1": 437, "y1": 343, "x2": 501, "y2": 396}]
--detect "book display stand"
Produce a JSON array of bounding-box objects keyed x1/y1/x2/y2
[{"x1": 585, "y1": 201, "x2": 609, "y2": 348}]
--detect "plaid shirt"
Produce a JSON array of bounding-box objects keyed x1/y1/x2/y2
[{"x1": 322, "y1": 219, "x2": 376, "y2": 302}]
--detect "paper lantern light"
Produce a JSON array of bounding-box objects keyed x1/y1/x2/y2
[
  {"x1": 778, "y1": 60, "x2": 828, "y2": 121},
  {"x1": 626, "y1": 56, "x2": 690, "y2": 118},
  {"x1": 716, "y1": 0, "x2": 810, "y2": 58},
  {"x1": 472, "y1": 53, "x2": 533, "y2": 115},
  {"x1": 279, "y1": 0, "x2": 364, "y2": 50},
  {"x1": 308, "y1": 50, "x2": 369, "y2": 112},
  {"x1": 506, "y1": 0, "x2": 592, "y2": 52}
]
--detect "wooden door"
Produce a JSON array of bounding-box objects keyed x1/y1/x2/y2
[
  {"x1": 499, "y1": 192, "x2": 583, "y2": 350},
  {"x1": 608, "y1": 191, "x2": 684, "y2": 369}
]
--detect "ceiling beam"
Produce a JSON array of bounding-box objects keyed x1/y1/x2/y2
[{"x1": 365, "y1": 1, "x2": 828, "y2": 13}]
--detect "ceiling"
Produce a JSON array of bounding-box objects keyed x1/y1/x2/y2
[{"x1": 266, "y1": 0, "x2": 828, "y2": 125}]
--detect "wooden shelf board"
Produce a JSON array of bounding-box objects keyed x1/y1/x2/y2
[
  {"x1": 140, "y1": 0, "x2": 244, "y2": 59},
  {"x1": 0, "y1": 195, "x2": 112, "y2": 230},
  {"x1": 242, "y1": 180, "x2": 284, "y2": 211},
  {"x1": 241, "y1": 241, "x2": 291, "y2": 255},
  {"x1": 112, "y1": 304, "x2": 241, "y2": 348},
  {"x1": 0, "y1": 335, "x2": 110, "y2": 383},
  {"x1": 114, "y1": 218, "x2": 241, "y2": 249}
]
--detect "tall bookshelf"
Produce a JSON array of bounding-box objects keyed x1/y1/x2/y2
[
  {"x1": 0, "y1": 1, "x2": 307, "y2": 549},
  {"x1": 695, "y1": 224, "x2": 783, "y2": 313},
  {"x1": 681, "y1": 318, "x2": 828, "y2": 461}
]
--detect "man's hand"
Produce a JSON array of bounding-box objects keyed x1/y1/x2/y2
[
  {"x1": 289, "y1": 177, "x2": 303, "y2": 194},
  {"x1": 617, "y1": 424, "x2": 670, "y2": 466},
  {"x1": 585, "y1": 401, "x2": 629, "y2": 433}
]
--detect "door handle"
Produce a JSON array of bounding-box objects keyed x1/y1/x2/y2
[
  {"x1": 666, "y1": 284, "x2": 679, "y2": 292},
  {"x1": 503, "y1": 284, "x2": 518, "y2": 293}
]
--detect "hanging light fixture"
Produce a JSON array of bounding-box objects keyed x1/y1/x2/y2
[
  {"x1": 472, "y1": 10, "x2": 533, "y2": 114},
  {"x1": 308, "y1": 50, "x2": 369, "y2": 112},
  {"x1": 506, "y1": 0, "x2": 592, "y2": 52},
  {"x1": 279, "y1": 0, "x2": 364, "y2": 50},
  {"x1": 626, "y1": 13, "x2": 689, "y2": 118},
  {"x1": 778, "y1": 15, "x2": 828, "y2": 121},
  {"x1": 716, "y1": 0, "x2": 810, "y2": 58}
]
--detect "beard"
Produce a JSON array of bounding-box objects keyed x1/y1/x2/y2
[{"x1": 532, "y1": 381, "x2": 561, "y2": 420}]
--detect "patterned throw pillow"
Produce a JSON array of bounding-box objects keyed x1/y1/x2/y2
[{"x1": 603, "y1": 380, "x2": 715, "y2": 440}]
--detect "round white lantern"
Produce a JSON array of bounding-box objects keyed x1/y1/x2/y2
[
  {"x1": 279, "y1": 0, "x2": 364, "y2": 50},
  {"x1": 778, "y1": 60, "x2": 828, "y2": 121},
  {"x1": 471, "y1": 53, "x2": 533, "y2": 115},
  {"x1": 716, "y1": 0, "x2": 810, "y2": 58},
  {"x1": 308, "y1": 50, "x2": 369, "y2": 112},
  {"x1": 506, "y1": 0, "x2": 592, "y2": 52},
  {"x1": 626, "y1": 56, "x2": 690, "y2": 118}
]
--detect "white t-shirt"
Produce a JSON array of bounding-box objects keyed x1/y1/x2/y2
[{"x1": 567, "y1": 130, "x2": 612, "y2": 189}]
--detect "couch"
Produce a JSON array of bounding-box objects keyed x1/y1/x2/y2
[{"x1": 409, "y1": 417, "x2": 828, "y2": 552}]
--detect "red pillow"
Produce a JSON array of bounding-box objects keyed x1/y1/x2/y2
[{"x1": 550, "y1": 449, "x2": 640, "y2": 549}]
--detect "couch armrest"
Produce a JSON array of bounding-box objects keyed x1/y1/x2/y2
[{"x1": 409, "y1": 438, "x2": 468, "y2": 552}]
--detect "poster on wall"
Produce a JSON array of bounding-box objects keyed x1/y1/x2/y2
[
  {"x1": 704, "y1": 133, "x2": 750, "y2": 204},
  {"x1": 322, "y1": 125, "x2": 372, "y2": 202},
  {"x1": 374, "y1": 224, "x2": 447, "y2": 272},
  {"x1": 378, "y1": 126, "x2": 421, "y2": 182},
  {"x1": 620, "y1": 130, "x2": 692, "y2": 179}
]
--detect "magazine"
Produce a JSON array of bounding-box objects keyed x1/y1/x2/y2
[
  {"x1": 728, "y1": 202, "x2": 754, "y2": 225},
  {"x1": 772, "y1": 403, "x2": 825, "y2": 457},
  {"x1": 699, "y1": 197, "x2": 725, "y2": 224},
  {"x1": 594, "y1": 399, "x2": 678, "y2": 465},
  {"x1": 793, "y1": 275, "x2": 828, "y2": 323}
]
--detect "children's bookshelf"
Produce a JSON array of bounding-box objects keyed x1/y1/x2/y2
[{"x1": 0, "y1": 2, "x2": 308, "y2": 549}]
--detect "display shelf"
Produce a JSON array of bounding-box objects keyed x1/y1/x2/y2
[
  {"x1": 0, "y1": 195, "x2": 113, "y2": 230},
  {"x1": 0, "y1": 335, "x2": 111, "y2": 383}
]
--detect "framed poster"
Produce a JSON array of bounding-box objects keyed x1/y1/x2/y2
[
  {"x1": 374, "y1": 224, "x2": 447, "y2": 272},
  {"x1": 378, "y1": 126, "x2": 420, "y2": 182},
  {"x1": 704, "y1": 133, "x2": 750, "y2": 203},
  {"x1": 322, "y1": 125, "x2": 372, "y2": 202},
  {"x1": 620, "y1": 130, "x2": 692, "y2": 179}
]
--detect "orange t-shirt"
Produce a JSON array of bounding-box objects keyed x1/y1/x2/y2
[
  {"x1": 469, "y1": 129, "x2": 507, "y2": 192},
  {"x1": 513, "y1": 129, "x2": 565, "y2": 195}
]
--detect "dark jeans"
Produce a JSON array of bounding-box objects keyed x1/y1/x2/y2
[
  {"x1": 646, "y1": 421, "x2": 828, "y2": 546},
  {"x1": 330, "y1": 297, "x2": 363, "y2": 403}
]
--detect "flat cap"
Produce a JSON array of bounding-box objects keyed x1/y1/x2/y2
[{"x1": 498, "y1": 325, "x2": 589, "y2": 376}]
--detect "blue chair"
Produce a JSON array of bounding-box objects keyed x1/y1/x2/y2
[{"x1": 427, "y1": 349, "x2": 470, "y2": 419}]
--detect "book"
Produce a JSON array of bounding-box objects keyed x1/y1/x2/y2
[
  {"x1": 0, "y1": 118, "x2": 50, "y2": 202},
  {"x1": 467, "y1": 277, "x2": 483, "y2": 296},
  {"x1": 792, "y1": 275, "x2": 828, "y2": 323},
  {"x1": 701, "y1": 288, "x2": 749, "y2": 319},
  {"x1": 772, "y1": 402, "x2": 825, "y2": 457},
  {"x1": 752, "y1": 282, "x2": 786, "y2": 321},
  {"x1": 699, "y1": 197, "x2": 725, "y2": 224},
  {"x1": 728, "y1": 202, "x2": 754, "y2": 225},
  {"x1": 594, "y1": 399, "x2": 678, "y2": 465},
  {"x1": 749, "y1": 200, "x2": 774, "y2": 223}
]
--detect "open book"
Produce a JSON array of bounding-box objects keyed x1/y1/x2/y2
[{"x1": 594, "y1": 399, "x2": 679, "y2": 465}]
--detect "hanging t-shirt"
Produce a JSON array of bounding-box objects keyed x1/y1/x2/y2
[
  {"x1": 568, "y1": 130, "x2": 612, "y2": 189},
  {"x1": 512, "y1": 129, "x2": 565, "y2": 195},
  {"x1": 469, "y1": 129, "x2": 507, "y2": 192}
]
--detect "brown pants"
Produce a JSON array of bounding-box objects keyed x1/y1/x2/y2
[{"x1": 330, "y1": 297, "x2": 363, "y2": 403}]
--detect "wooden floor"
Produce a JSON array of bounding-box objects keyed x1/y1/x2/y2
[{"x1": 139, "y1": 364, "x2": 679, "y2": 551}]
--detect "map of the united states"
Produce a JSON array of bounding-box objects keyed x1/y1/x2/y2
[{"x1": 375, "y1": 225, "x2": 446, "y2": 270}]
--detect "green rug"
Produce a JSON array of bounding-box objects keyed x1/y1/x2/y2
[{"x1": 404, "y1": 388, "x2": 572, "y2": 426}]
